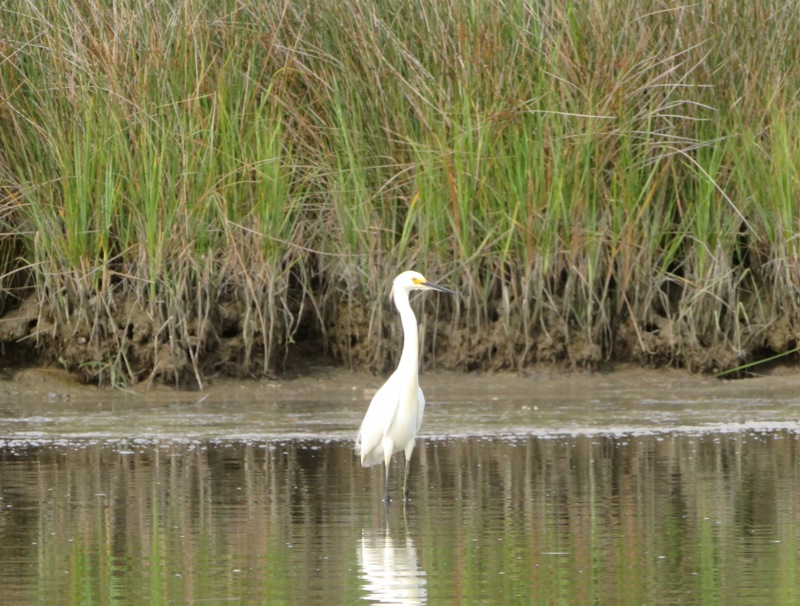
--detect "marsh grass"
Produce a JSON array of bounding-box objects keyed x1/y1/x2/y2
[{"x1": 0, "y1": 0, "x2": 799, "y2": 384}]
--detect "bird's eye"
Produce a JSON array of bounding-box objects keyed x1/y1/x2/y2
[{"x1": 412, "y1": 277, "x2": 425, "y2": 285}]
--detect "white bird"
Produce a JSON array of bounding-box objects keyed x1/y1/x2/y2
[{"x1": 355, "y1": 270, "x2": 455, "y2": 502}]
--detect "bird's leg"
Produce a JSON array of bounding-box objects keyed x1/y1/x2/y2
[
  {"x1": 403, "y1": 439, "x2": 415, "y2": 500},
  {"x1": 383, "y1": 437, "x2": 394, "y2": 502},
  {"x1": 384, "y1": 462, "x2": 391, "y2": 503},
  {"x1": 403, "y1": 458, "x2": 411, "y2": 500}
]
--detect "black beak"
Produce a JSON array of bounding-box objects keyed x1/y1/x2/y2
[{"x1": 424, "y1": 280, "x2": 455, "y2": 295}]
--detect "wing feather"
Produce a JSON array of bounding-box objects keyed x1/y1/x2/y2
[{"x1": 355, "y1": 375, "x2": 400, "y2": 467}]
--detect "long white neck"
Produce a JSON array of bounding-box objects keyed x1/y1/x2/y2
[{"x1": 393, "y1": 287, "x2": 419, "y2": 379}]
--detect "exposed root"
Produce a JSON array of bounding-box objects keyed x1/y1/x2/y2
[{"x1": 1, "y1": 279, "x2": 796, "y2": 386}]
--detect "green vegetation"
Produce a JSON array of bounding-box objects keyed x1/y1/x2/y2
[{"x1": 1, "y1": 0, "x2": 799, "y2": 384}]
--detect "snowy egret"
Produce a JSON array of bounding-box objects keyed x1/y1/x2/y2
[{"x1": 355, "y1": 270, "x2": 455, "y2": 502}]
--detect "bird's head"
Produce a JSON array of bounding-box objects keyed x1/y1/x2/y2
[{"x1": 391, "y1": 271, "x2": 455, "y2": 299}]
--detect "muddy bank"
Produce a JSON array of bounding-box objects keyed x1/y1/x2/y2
[
  {"x1": 4, "y1": 362, "x2": 798, "y2": 400},
  {"x1": 0, "y1": 290, "x2": 798, "y2": 387}
]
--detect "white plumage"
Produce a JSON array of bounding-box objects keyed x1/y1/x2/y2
[{"x1": 355, "y1": 270, "x2": 454, "y2": 501}]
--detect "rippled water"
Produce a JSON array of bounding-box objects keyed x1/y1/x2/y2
[{"x1": 1, "y1": 370, "x2": 800, "y2": 604}]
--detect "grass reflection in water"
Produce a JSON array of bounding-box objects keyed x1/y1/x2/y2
[{"x1": 0, "y1": 431, "x2": 799, "y2": 604}]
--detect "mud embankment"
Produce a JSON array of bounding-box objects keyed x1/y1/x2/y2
[{"x1": 0, "y1": 290, "x2": 797, "y2": 386}]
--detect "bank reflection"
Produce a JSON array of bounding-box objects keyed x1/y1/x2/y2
[
  {"x1": 3, "y1": 431, "x2": 800, "y2": 604},
  {"x1": 358, "y1": 527, "x2": 427, "y2": 605}
]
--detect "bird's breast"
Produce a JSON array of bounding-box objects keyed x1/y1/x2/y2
[{"x1": 384, "y1": 379, "x2": 422, "y2": 449}]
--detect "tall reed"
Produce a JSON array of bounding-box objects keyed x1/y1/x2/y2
[{"x1": 0, "y1": 0, "x2": 799, "y2": 383}]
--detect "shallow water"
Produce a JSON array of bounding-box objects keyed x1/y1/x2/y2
[{"x1": 1, "y1": 369, "x2": 800, "y2": 604}]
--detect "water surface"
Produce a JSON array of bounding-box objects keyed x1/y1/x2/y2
[{"x1": 1, "y1": 369, "x2": 800, "y2": 604}]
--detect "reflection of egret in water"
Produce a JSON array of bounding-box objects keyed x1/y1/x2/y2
[{"x1": 358, "y1": 527, "x2": 427, "y2": 605}]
